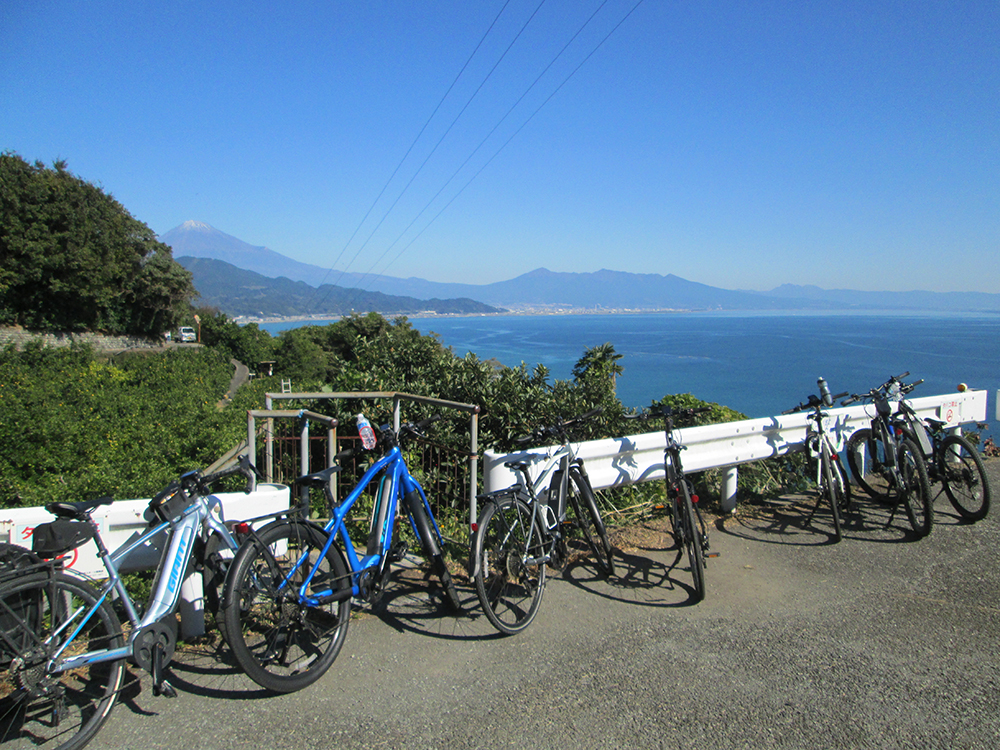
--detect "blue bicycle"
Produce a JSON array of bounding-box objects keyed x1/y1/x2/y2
[
  {"x1": 222, "y1": 415, "x2": 462, "y2": 693},
  {"x1": 0, "y1": 457, "x2": 259, "y2": 750}
]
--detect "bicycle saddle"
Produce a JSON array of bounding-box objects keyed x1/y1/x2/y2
[{"x1": 45, "y1": 495, "x2": 113, "y2": 519}]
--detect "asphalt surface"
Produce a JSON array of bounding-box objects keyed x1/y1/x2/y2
[{"x1": 98, "y1": 460, "x2": 1000, "y2": 750}]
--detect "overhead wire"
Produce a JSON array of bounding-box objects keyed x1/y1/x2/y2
[
  {"x1": 343, "y1": 0, "x2": 645, "y2": 310},
  {"x1": 347, "y1": 0, "x2": 616, "y2": 298},
  {"x1": 304, "y1": 0, "x2": 515, "y2": 312}
]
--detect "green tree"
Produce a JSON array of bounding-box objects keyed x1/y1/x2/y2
[
  {"x1": 198, "y1": 309, "x2": 275, "y2": 367},
  {"x1": 0, "y1": 152, "x2": 195, "y2": 334}
]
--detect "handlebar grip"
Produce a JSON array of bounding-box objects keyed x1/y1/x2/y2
[
  {"x1": 831, "y1": 391, "x2": 849, "y2": 401},
  {"x1": 575, "y1": 407, "x2": 603, "y2": 422}
]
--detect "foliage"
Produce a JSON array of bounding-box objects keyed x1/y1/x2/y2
[
  {"x1": 0, "y1": 342, "x2": 252, "y2": 507},
  {"x1": 0, "y1": 152, "x2": 195, "y2": 335},
  {"x1": 196, "y1": 308, "x2": 276, "y2": 368}
]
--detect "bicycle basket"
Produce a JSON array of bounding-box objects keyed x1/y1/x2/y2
[
  {"x1": 148, "y1": 482, "x2": 190, "y2": 523},
  {"x1": 31, "y1": 519, "x2": 95, "y2": 558}
]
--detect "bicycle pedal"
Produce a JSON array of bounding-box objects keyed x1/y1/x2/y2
[
  {"x1": 388, "y1": 541, "x2": 408, "y2": 563},
  {"x1": 153, "y1": 679, "x2": 177, "y2": 698},
  {"x1": 704, "y1": 552, "x2": 720, "y2": 559}
]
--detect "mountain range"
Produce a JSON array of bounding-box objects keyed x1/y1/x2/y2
[{"x1": 160, "y1": 221, "x2": 1000, "y2": 316}]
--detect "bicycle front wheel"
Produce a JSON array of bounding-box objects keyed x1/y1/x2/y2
[
  {"x1": 897, "y1": 439, "x2": 933, "y2": 537},
  {"x1": 937, "y1": 434, "x2": 991, "y2": 521},
  {"x1": 403, "y1": 489, "x2": 463, "y2": 611},
  {"x1": 472, "y1": 495, "x2": 546, "y2": 635},
  {"x1": 846, "y1": 428, "x2": 892, "y2": 503},
  {"x1": 675, "y1": 486, "x2": 705, "y2": 602},
  {"x1": 222, "y1": 521, "x2": 351, "y2": 693},
  {"x1": 1, "y1": 571, "x2": 125, "y2": 750},
  {"x1": 566, "y1": 469, "x2": 615, "y2": 577},
  {"x1": 821, "y1": 443, "x2": 844, "y2": 543}
]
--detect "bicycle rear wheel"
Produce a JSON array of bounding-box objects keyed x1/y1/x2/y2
[
  {"x1": 566, "y1": 469, "x2": 615, "y2": 576},
  {"x1": 222, "y1": 521, "x2": 351, "y2": 693},
  {"x1": 937, "y1": 434, "x2": 991, "y2": 521},
  {"x1": 1, "y1": 571, "x2": 125, "y2": 750},
  {"x1": 472, "y1": 494, "x2": 546, "y2": 635},
  {"x1": 897, "y1": 439, "x2": 933, "y2": 537},
  {"x1": 675, "y1": 486, "x2": 705, "y2": 602}
]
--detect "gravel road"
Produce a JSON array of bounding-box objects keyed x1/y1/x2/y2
[{"x1": 99, "y1": 460, "x2": 1000, "y2": 750}]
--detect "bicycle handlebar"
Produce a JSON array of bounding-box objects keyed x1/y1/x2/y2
[
  {"x1": 625, "y1": 405, "x2": 712, "y2": 421},
  {"x1": 842, "y1": 374, "x2": 923, "y2": 406},
  {"x1": 514, "y1": 408, "x2": 603, "y2": 444},
  {"x1": 783, "y1": 392, "x2": 849, "y2": 414}
]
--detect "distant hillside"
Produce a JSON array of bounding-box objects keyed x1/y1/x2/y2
[
  {"x1": 162, "y1": 221, "x2": 1000, "y2": 313},
  {"x1": 177, "y1": 257, "x2": 502, "y2": 318}
]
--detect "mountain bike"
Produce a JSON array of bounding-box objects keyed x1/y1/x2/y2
[
  {"x1": 222, "y1": 416, "x2": 461, "y2": 694},
  {"x1": 470, "y1": 409, "x2": 614, "y2": 635},
  {"x1": 784, "y1": 381, "x2": 853, "y2": 542},
  {"x1": 842, "y1": 374, "x2": 933, "y2": 536},
  {"x1": 846, "y1": 374, "x2": 990, "y2": 522},
  {"x1": 624, "y1": 404, "x2": 718, "y2": 602},
  {"x1": 0, "y1": 457, "x2": 260, "y2": 750}
]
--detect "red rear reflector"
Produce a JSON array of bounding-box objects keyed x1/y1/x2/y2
[
  {"x1": 235, "y1": 522, "x2": 251, "y2": 535},
  {"x1": 471, "y1": 523, "x2": 479, "y2": 533},
  {"x1": 692, "y1": 495, "x2": 700, "y2": 504}
]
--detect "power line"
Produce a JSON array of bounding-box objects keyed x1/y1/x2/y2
[
  {"x1": 306, "y1": 0, "x2": 516, "y2": 312},
  {"x1": 345, "y1": 0, "x2": 645, "y2": 308}
]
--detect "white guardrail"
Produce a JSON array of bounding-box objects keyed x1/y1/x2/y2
[
  {"x1": 0, "y1": 484, "x2": 290, "y2": 637},
  {"x1": 483, "y1": 390, "x2": 989, "y2": 514}
]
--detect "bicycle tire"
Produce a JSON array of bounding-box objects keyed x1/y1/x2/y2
[
  {"x1": 821, "y1": 442, "x2": 844, "y2": 542},
  {"x1": 1, "y1": 571, "x2": 125, "y2": 750},
  {"x1": 937, "y1": 434, "x2": 991, "y2": 521},
  {"x1": 403, "y1": 489, "x2": 463, "y2": 611},
  {"x1": 897, "y1": 438, "x2": 933, "y2": 537},
  {"x1": 222, "y1": 521, "x2": 351, "y2": 693},
  {"x1": 846, "y1": 428, "x2": 893, "y2": 504},
  {"x1": 566, "y1": 469, "x2": 615, "y2": 577},
  {"x1": 472, "y1": 495, "x2": 546, "y2": 635},
  {"x1": 200, "y1": 532, "x2": 232, "y2": 638},
  {"x1": 677, "y1": 485, "x2": 706, "y2": 602}
]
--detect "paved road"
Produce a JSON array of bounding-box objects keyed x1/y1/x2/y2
[{"x1": 100, "y1": 461, "x2": 1000, "y2": 750}]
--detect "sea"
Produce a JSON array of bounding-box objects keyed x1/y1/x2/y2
[{"x1": 259, "y1": 311, "x2": 1000, "y2": 436}]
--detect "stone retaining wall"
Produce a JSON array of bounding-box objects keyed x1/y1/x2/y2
[{"x1": 0, "y1": 327, "x2": 160, "y2": 352}]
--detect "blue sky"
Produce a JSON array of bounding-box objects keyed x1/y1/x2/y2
[{"x1": 3, "y1": 1, "x2": 997, "y2": 292}]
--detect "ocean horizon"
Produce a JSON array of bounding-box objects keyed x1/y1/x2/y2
[{"x1": 258, "y1": 310, "x2": 999, "y2": 436}]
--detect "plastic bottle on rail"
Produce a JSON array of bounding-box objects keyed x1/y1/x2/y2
[
  {"x1": 357, "y1": 414, "x2": 377, "y2": 450},
  {"x1": 818, "y1": 377, "x2": 833, "y2": 407}
]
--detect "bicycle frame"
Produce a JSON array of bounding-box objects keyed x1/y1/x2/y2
[
  {"x1": 289, "y1": 443, "x2": 440, "y2": 607},
  {"x1": 49, "y1": 494, "x2": 239, "y2": 673}
]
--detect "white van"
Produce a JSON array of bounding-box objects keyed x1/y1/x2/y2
[{"x1": 179, "y1": 326, "x2": 197, "y2": 343}]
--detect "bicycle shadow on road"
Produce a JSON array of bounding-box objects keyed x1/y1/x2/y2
[
  {"x1": 163, "y1": 634, "x2": 277, "y2": 701},
  {"x1": 560, "y1": 525, "x2": 703, "y2": 609},
  {"x1": 360, "y1": 564, "x2": 505, "y2": 642},
  {"x1": 720, "y1": 489, "x2": 941, "y2": 547}
]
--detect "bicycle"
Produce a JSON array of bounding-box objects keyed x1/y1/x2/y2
[
  {"x1": 846, "y1": 373, "x2": 990, "y2": 522},
  {"x1": 470, "y1": 408, "x2": 614, "y2": 636},
  {"x1": 624, "y1": 404, "x2": 718, "y2": 602},
  {"x1": 0, "y1": 456, "x2": 260, "y2": 750},
  {"x1": 842, "y1": 374, "x2": 933, "y2": 537},
  {"x1": 221, "y1": 415, "x2": 462, "y2": 694},
  {"x1": 784, "y1": 379, "x2": 853, "y2": 543}
]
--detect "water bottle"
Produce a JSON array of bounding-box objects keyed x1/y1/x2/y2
[
  {"x1": 356, "y1": 414, "x2": 376, "y2": 450},
  {"x1": 817, "y1": 377, "x2": 833, "y2": 407}
]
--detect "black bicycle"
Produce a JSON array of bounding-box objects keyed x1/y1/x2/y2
[
  {"x1": 625, "y1": 405, "x2": 718, "y2": 601},
  {"x1": 842, "y1": 374, "x2": 933, "y2": 536},
  {"x1": 846, "y1": 374, "x2": 990, "y2": 522},
  {"x1": 470, "y1": 409, "x2": 614, "y2": 635}
]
